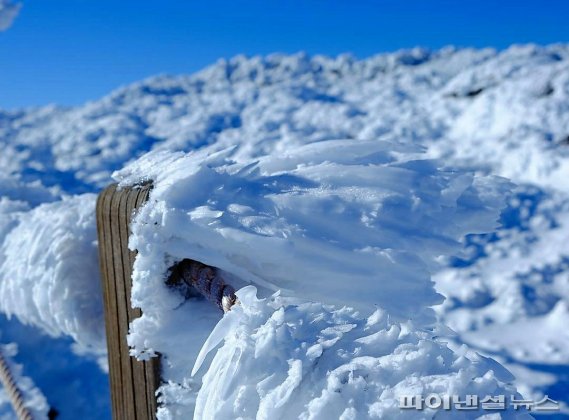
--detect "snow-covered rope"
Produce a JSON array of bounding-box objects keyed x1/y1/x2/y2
[
  {"x1": 168, "y1": 259, "x2": 238, "y2": 312},
  {"x1": 0, "y1": 349, "x2": 33, "y2": 420}
]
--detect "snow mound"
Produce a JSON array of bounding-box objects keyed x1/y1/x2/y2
[
  {"x1": 117, "y1": 139, "x2": 511, "y2": 328},
  {"x1": 3, "y1": 45, "x2": 569, "y2": 192},
  {"x1": 0, "y1": 194, "x2": 105, "y2": 354},
  {"x1": 116, "y1": 138, "x2": 515, "y2": 417},
  {"x1": 434, "y1": 184, "x2": 569, "y2": 406},
  {"x1": 193, "y1": 286, "x2": 520, "y2": 420}
]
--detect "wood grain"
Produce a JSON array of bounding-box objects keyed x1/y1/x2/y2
[{"x1": 96, "y1": 183, "x2": 160, "y2": 420}]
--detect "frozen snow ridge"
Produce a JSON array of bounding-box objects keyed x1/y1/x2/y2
[{"x1": 116, "y1": 136, "x2": 514, "y2": 418}]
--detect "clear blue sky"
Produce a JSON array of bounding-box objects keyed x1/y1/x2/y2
[{"x1": 1, "y1": 0, "x2": 568, "y2": 109}]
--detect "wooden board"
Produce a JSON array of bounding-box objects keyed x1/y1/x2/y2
[{"x1": 96, "y1": 183, "x2": 161, "y2": 420}]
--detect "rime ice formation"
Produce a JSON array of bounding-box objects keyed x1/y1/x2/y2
[{"x1": 1, "y1": 45, "x2": 569, "y2": 417}]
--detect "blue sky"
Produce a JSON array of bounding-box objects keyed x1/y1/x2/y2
[{"x1": 1, "y1": 0, "x2": 568, "y2": 109}]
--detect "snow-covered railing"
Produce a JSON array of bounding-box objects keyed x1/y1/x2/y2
[
  {"x1": 0, "y1": 349, "x2": 33, "y2": 420},
  {"x1": 167, "y1": 259, "x2": 238, "y2": 313},
  {"x1": 96, "y1": 183, "x2": 235, "y2": 419}
]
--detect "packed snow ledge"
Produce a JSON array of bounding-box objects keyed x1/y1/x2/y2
[{"x1": 113, "y1": 139, "x2": 523, "y2": 418}]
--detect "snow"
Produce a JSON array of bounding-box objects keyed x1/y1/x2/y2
[
  {"x1": 1, "y1": 45, "x2": 569, "y2": 417},
  {"x1": 114, "y1": 137, "x2": 514, "y2": 417},
  {"x1": 461, "y1": 301, "x2": 569, "y2": 365},
  {"x1": 0, "y1": 194, "x2": 105, "y2": 357},
  {"x1": 192, "y1": 286, "x2": 520, "y2": 420},
  {"x1": 0, "y1": 314, "x2": 110, "y2": 419},
  {"x1": 116, "y1": 140, "x2": 511, "y2": 324}
]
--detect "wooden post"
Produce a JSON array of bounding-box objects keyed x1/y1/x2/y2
[{"x1": 96, "y1": 183, "x2": 161, "y2": 420}]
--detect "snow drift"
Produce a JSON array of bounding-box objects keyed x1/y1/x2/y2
[
  {"x1": 114, "y1": 137, "x2": 515, "y2": 418},
  {"x1": 116, "y1": 139, "x2": 512, "y2": 326},
  {"x1": 0, "y1": 194, "x2": 105, "y2": 354},
  {"x1": 192, "y1": 287, "x2": 520, "y2": 419}
]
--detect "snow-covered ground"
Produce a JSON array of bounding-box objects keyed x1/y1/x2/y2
[{"x1": 1, "y1": 44, "x2": 568, "y2": 418}]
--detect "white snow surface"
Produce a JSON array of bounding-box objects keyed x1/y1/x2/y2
[
  {"x1": 116, "y1": 140, "x2": 511, "y2": 324},
  {"x1": 193, "y1": 286, "x2": 520, "y2": 419},
  {"x1": 0, "y1": 194, "x2": 105, "y2": 355},
  {"x1": 1, "y1": 44, "x2": 569, "y2": 417},
  {"x1": 115, "y1": 138, "x2": 513, "y2": 418}
]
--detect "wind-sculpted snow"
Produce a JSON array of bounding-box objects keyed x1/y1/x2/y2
[
  {"x1": 117, "y1": 140, "x2": 512, "y2": 323},
  {"x1": 434, "y1": 185, "x2": 569, "y2": 408},
  {"x1": 116, "y1": 139, "x2": 513, "y2": 418},
  {"x1": 3, "y1": 45, "x2": 569, "y2": 191},
  {"x1": 191, "y1": 286, "x2": 521, "y2": 420},
  {"x1": 0, "y1": 194, "x2": 105, "y2": 354},
  {"x1": 1, "y1": 44, "x2": 569, "y2": 417}
]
